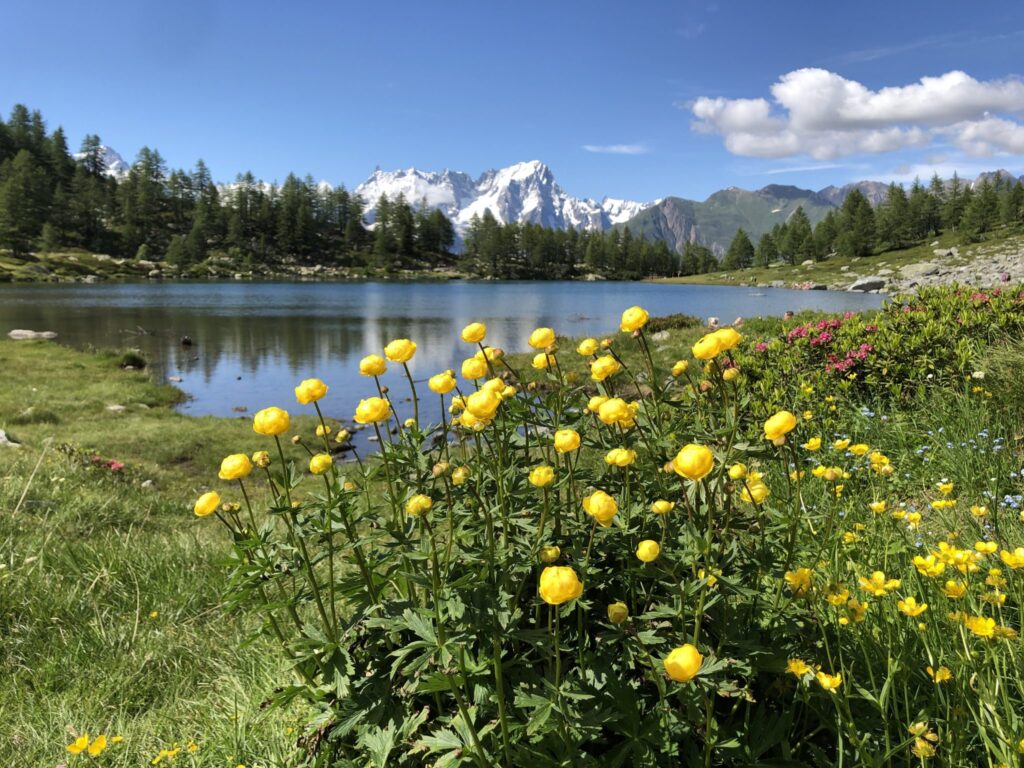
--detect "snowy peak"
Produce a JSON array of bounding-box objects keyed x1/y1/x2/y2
[
  {"x1": 354, "y1": 161, "x2": 654, "y2": 235},
  {"x1": 73, "y1": 145, "x2": 129, "y2": 179}
]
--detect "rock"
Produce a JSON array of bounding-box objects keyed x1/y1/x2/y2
[
  {"x1": 0, "y1": 429, "x2": 21, "y2": 449},
  {"x1": 930, "y1": 240, "x2": 939, "y2": 246},
  {"x1": 106, "y1": 404, "x2": 126, "y2": 412},
  {"x1": 8, "y1": 329, "x2": 58, "y2": 340},
  {"x1": 840, "y1": 266, "x2": 851, "y2": 272},
  {"x1": 848, "y1": 277, "x2": 886, "y2": 292},
  {"x1": 168, "y1": 376, "x2": 183, "y2": 383},
  {"x1": 769, "y1": 280, "x2": 786, "y2": 288},
  {"x1": 137, "y1": 260, "x2": 158, "y2": 270},
  {"x1": 707, "y1": 316, "x2": 720, "y2": 328},
  {"x1": 83, "y1": 275, "x2": 100, "y2": 283},
  {"x1": 148, "y1": 269, "x2": 161, "y2": 278},
  {"x1": 876, "y1": 268, "x2": 893, "y2": 276},
  {"x1": 808, "y1": 283, "x2": 828, "y2": 290},
  {"x1": 801, "y1": 259, "x2": 815, "y2": 267},
  {"x1": 950, "y1": 246, "x2": 960, "y2": 258},
  {"x1": 901, "y1": 262, "x2": 940, "y2": 279},
  {"x1": 933, "y1": 249, "x2": 951, "y2": 257},
  {"x1": 141, "y1": 479, "x2": 156, "y2": 489},
  {"x1": 650, "y1": 330, "x2": 670, "y2": 341}
]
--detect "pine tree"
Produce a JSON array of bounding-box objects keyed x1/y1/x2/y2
[
  {"x1": 781, "y1": 207, "x2": 813, "y2": 264},
  {"x1": 942, "y1": 173, "x2": 965, "y2": 231},
  {"x1": 0, "y1": 149, "x2": 50, "y2": 255},
  {"x1": 722, "y1": 228, "x2": 754, "y2": 270},
  {"x1": 836, "y1": 190, "x2": 875, "y2": 257},
  {"x1": 755, "y1": 232, "x2": 778, "y2": 267}
]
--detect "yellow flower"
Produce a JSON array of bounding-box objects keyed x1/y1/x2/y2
[
  {"x1": 786, "y1": 658, "x2": 811, "y2": 677},
  {"x1": 824, "y1": 583, "x2": 850, "y2": 606},
  {"x1": 848, "y1": 443, "x2": 870, "y2": 456},
  {"x1": 620, "y1": 305, "x2": 649, "y2": 333},
  {"x1": 692, "y1": 333, "x2": 722, "y2": 360},
  {"x1": 671, "y1": 360, "x2": 689, "y2": 377},
  {"x1": 970, "y1": 504, "x2": 989, "y2": 518},
  {"x1": 294, "y1": 378, "x2": 328, "y2": 405},
  {"x1": 897, "y1": 597, "x2": 928, "y2": 617},
  {"x1": 405, "y1": 494, "x2": 433, "y2": 516},
  {"x1": 218, "y1": 453, "x2": 253, "y2": 481},
  {"x1": 975, "y1": 541, "x2": 997, "y2": 554},
  {"x1": 460, "y1": 322, "x2": 487, "y2": 343},
  {"x1": 784, "y1": 568, "x2": 813, "y2": 597},
  {"x1": 815, "y1": 671, "x2": 842, "y2": 692},
  {"x1": 88, "y1": 735, "x2": 108, "y2": 757},
  {"x1": 428, "y1": 371, "x2": 456, "y2": 394},
  {"x1": 802, "y1": 410, "x2": 813, "y2": 421},
  {"x1": 937, "y1": 481, "x2": 954, "y2": 495},
  {"x1": 869, "y1": 500, "x2": 887, "y2": 514},
  {"x1": 576, "y1": 337, "x2": 599, "y2": 356},
  {"x1": 941, "y1": 580, "x2": 967, "y2": 599},
  {"x1": 607, "y1": 602, "x2": 629, "y2": 624},
  {"x1": 538, "y1": 566, "x2": 582, "y2": 605},
  {"x1": 465, "y1": 389, "x2": 501, "y2": 421},
  {"x1": 842, "y1": 531, "x2": 859, "y2": 544},
  {"x1": 529, "y1": 465, "x2": 555, "y2": 488},
  {"x1": 590, "y1": 355, "x2": 622, "y2": 382},
  {"x1": 475, "y1": 345, "x2": 502, "y2": 361},
  {"x1": 532, "y1": 351, "x2": 555, "y2": 371},
  {"x1": 833, "y1": 438, "x2": 851, "y2": 450},
  {"x1": 635, "y1": 539, "x2": 661, "y2": 563},
  {"x1": 722, "y1": 367, "x2": 739, "y2": 382},
  {"x1": 540, "y1": 545, "x2": 560, "y2": 563},
  {"x1": 605, "y1": 448, "x2": 636, "y2": 467},
  {"x1": 651, "y1": 499, "x2": 675, "y2": 515},
  {"x1": 461, "y1": 356, "x2": 489, "y2": 380},
  {"x1": 741, "y1": 479, "x2": 769, "y2": 504},
  {"x1": 663, "y1": 644, "x2": 703, "y2": 682},
  {"x1": 193, "y1": 491, "x2": 221, "y2": 518},
  {"x1": 913, "y1": 554, "x2": 945, "y2": 577},
  {"x1": 354, "y1": 397, "x2": 391, "y2": 424},
  {"x1": 802, "y1": 436, "x2": 821, "y2": 451},
  {"x1": 68, "y1": 735, "x2": 90, "y2": 755},
  {"x1": 1000, "y1": 548, "x2": 1024, "y2": 569},
  {"x1": 596, "y1": 397, "x2": 632, "y2": 427},
  {"x1": 309, "y1": 453, "x2": 333, "y2": 475},
  {"x1": 528, "y1": 327, "x2": 556, "y2": 350},
  {"x1": 840, "y1": 598, "x2": 868, "y2": 624},
  {"x1": 728, "y1": 463, "x2": 747, "y2": 480},
  {"x1": 553, "y1": 428, "x2": 581, "y2": 453},
  {"x1": 384, "y1": 338, "x2": 416, "y2": 363},
  {"x1": 859, "y1": 570, "x2": 900, "y2": 597},
  {"x1": 452, "y1": 466, "x2": 470, "y2": 486},
  {"x1": 583, "y1": 490, "x2": 618, "y2": 527},
  {"x1": 253, "y1": 406, "x2": 291, "y2": 436},
  {"x1": 712, "y1": 327, "x2": 742, "y2": 351},
  {"x1": 926, "y1": 665, "x2": 952, "y2": 683},
  {"x1": 964, "y1": 615, "x2": 995, "y2": 638},
  {"x1": 673, "y1": 444, "x2": 714, "y2": 481},
  {"x1": 763, "y1": 410, "x2": 797, "y2": 443},
  {"x1": 358, "y1": 354, "x2": 387, "y2": 376}
]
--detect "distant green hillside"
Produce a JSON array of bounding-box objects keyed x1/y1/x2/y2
[{"x1": 624, "y1": 184, "x2": 835, "y2": 255}]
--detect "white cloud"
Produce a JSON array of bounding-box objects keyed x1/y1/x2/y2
[
  {"x1": 690, "y1": 69, "x2": 1024, "y2": 159},
  {"x1": 582, "y1": 143, "x2": 649, "y2": 155}
]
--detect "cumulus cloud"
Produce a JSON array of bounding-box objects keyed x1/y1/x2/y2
[
  {"x1": 582, "y1": 143, "x2": 650, "y2": 155},
  {"x1": 689, "y1": 69, "x2": 1024, "y2": 159}
]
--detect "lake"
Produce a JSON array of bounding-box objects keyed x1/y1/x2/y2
[{"x1": 0, "y1": 281, "x2": 883, "y2": 450}]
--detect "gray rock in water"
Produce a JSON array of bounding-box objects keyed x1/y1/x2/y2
[
  {"x1": 769, "y1": 280, "x2": 786, "y2": 288},
  {"x1": 8, "y1": 329, "x2": 57, "y2": 340},
  {"x1": 848, "y1": 276, "x2": 886, "y2": 292},
  {"x1": 0, "y1": 429, "x2": 20, "y2": 449},
  {"x1": 148, "y1": 269, "x2": 162, "y2": 278}
]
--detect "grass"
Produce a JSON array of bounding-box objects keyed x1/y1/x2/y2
[{"x1": 0, "y1": 340, "x2": 318, "y2": 767}]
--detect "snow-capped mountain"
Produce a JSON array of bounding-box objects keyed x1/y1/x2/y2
[
  {"x1": 354, "y1": 160, "x2": 656, "y2": 235},
  {"x1": 72, "y1": 145, "x2": 130, "y2": 179}
]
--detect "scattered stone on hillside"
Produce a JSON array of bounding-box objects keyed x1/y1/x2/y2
[
  {"x1": 106, "y1": 404, "x2": 126, "y2": 412},
  {"x1": 801, "y1": 259, "x2": 815, "y2": 267},
  {"x1": 0, "y1": 429, "x2": 20, "y2": 449},
  {"x1": 650, "y1": 330, "x2": 670, "y2": 341},
  {"x1": 83, "y1": 275, "x2": 100, "y2": 283},
  {"x1": 901, "y1": 262, "x2": 940, "y2": 279},
  {"x1": 877, "y1": 268, "x2": 893, "y2": 276},
  {"x1": 848, "y1": 276, "x2": 886, "y2": 292},
  {"x1": 7, "y1": 329, "x2": 57, "y2": 340},
  {"x1": 770, "y1": 280, "x2": 786, "y2": 288},
  {"x1": 840, "y1": 266, "x2": 851, "y2": 272}
]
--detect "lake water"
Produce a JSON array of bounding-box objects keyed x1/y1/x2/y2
[{"x1": 0, "y1": 281, "x2": 883, "y2": 450}]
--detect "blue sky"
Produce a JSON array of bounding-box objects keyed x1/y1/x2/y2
[{"x1": 3, "y1": 1, "x2": 1023, "y2": 202}]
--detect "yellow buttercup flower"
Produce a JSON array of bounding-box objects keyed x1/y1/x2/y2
[
  {"x1": 620, "y1": 305, "x2": 650, "y2": 332},
  {"x1": 87, "y1": 735, "x2": 108, "y2": 757},
  {"x1": 763, "y1": 410, "x2": 797, "y2": 443},
  {"x1": 1000, "y1": 548, "x2": 1024, "y2": 569},
  {"x1": 802, "y1": 436, "x2": 821, "y2": 451},
  {"x1": 673, "y1": 444, "x2": 714, "y2": 481},
  {"x1": 460, "y1": 322, "x2": 486, "y2": 343},
  {"x1": 576, "y1": 337, "x2": 599, "y2": 356},
  {"x1": 784, "y1": 568, "x2": 813, "y2": 597},
  {"x1": 583, "y1": 490, "x2": 618, "y2": 527},
  {"x1": 815, "y1": 671, "x2": 842, "y2": 692},
  {"x1": 67, "y1": 735, "x2": 90, "y2": 755},
  {"x1": 607, "y1": 602, "x2": 629, "y2": 624},
  {"x1": 354, "y1": 397, "x2": 391, "y2": 424},
  {"x1": 384, "y1": 338, "x2": 416, "y2": 363},
  {"x1": 529, "y1": 465, "x2": 555, "y2": 488},
  {"x1": 824, "y1": 583, "x2": 850, "y2": 606},
  {"x1": 964, "y1": 615, "x2": 995, "y2": 638},
  {"x1": 970, "y1": 504, "x2": 989, "y2": 518},
  {"x1": 691, "y1": 333, "x2": 722, "y2": 360},
  {"x1": 849, "y1": 443, "x2": 870, "y2": 456},
  {"x1": 671, "y1": 360, "x2": 689, "y2": 377},
  {"x1": 405, "y1": 494, "x2": 433, "y2": 516},
  {"x1": 840, "y1": 598, "x2": 868, "y2": 624},
  {"x1": 663, "y1": 644, "x2": 703, "y2": 682},
  {"x1": 651, "y1": 500, "x2": 675, "y2": 515},
  {"x1": 897, "y1": 597, "x2": 928, "y2": 617},
  {"x1": 461, "y1": 356, "x2": 489, "y2": 380},
  {"x1": 294, "y1": 378, "x2": 328, "y2": 405},
  {"x1": 833, "y1": 438, "x2": 851, "y2": 450},
  {"x1": 926, "y1": 665, "x2": 952, "y2": 683},
  {"x1": 528, "y1": 327, "x2": 556, "y2": 350},
  {"x1": 859, "y1": 570, "x2": 901, "y2": 597},
  {"x1": 605, "y1": 448, "x2": 636, "y2": 467},
  {"x1": 869, "y1": 500, "x2": 887, "y2": 514},
  {"x1": 428, "y1": 371, "x2": 456, "y2": 394},
  {"x1": 937, "y1": 481, "x2": 954, "y2": 495},
  {"x1": 553, "y1": 428, "x2": 581, "y2": 453},
  {"x1": 913, "y1": 555, "x2": 945, "y2": 577},
  {"x1": 590, "y1": 355, "x2": 622, "y2": 382},
  {"x1": 786, "y1": 658, "x2": 811, "y2": 677},
  {"x1": 975, "y1": 541, "x2": 997, "y2": 554},
  {"x1": 941, "y1": 580, "x2": 967, "y2": 599},
  {"x1": 193, "y1": 491, "x2": 221, "y2": 518},
  {"x1": 635, "y1": 539, "x2": 661, "y2": 563},
  {"x1": 309, "y1": 453, "x2": 333, "y2": 475},
  {"x1": 538, "y1": 566, "x2": 582, "y2": 605},
  {"x1": 219, "y1": 453, "x2": 253, "y2": 481},
  {"x1": 253, "y1": 406, "x2": 291, "y2": 436},
  {"x1": 539, "y1": 545, "x2": 560, "y2": 563},
  {"x1": 359, "y1": 354, "x2": 387, "y2": 376}
]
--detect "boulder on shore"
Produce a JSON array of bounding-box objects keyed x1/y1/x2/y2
[
  {"x1": 8, "y1": 329, "x2": 57, "y2": 340},
  {"x1": 847, "y1": 277, "x2": 886, "y2": 293}
]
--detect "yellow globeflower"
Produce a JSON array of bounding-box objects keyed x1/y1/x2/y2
[
  {"x1": 763, "y1": 410, "x2": 797, "y2": 443},
  {"x1": 354, "y1": 397, "x2": 391, "y2": 424},
  {"x1": 671, "y1": 360, "x2": 689, "y2": 377},
  {"x1": 651, "y1": 500, "x2": 675, "y2": 515},
  {"x1": 528, "y1": 327, "x2": 556, "y2": 350},
  {"x1": 576, "y1": 337, "x2": 599, "y2": 356},
  {"x1": 553, "y1": 428, "x2": 581, "y2": 453},
  {"x1": 712, "y1": 327, "x2": 742, "y2": 351},
  {"x1": 539, "y1": 545, "x2": 561, "y2": 563},
  {"x1": 673, "y1": 444, "x2": 714, "y2": 481},
  {"x1": 692, "y1": 333, "x2": 722, "y2": 360},
  {"x1": 294, "y1": 378, "x2": 328, "y2": 405},
  {"x1": 460, "y1": 322, "x2": 487, "y2": 343},
  {"x1": 583, "y1": 490, "x2": 618, "y2": 526},
  {"x1": 538, "y1": 566, "x2": 583, "y2": 605},
  {"x1": 251, "y1": 450, "x2": 271, "y2": 468},
  {"x1": 590, "y1": 355, "x2": 622, "y2": 382},
  {"x1": 597, "y1": 397, "x2": 631, "y2": 426},
  {"x1": 636, "y1": 539, "x2": 661, "y2": 563},
  {"x1": 607, "y1": 601, "x2": 629, "y2": 624},
  {"x1": 620, "y1": 305, "x2": 649, "y2": 333},
  {"x1": 219, "y1": 453, "x2": 253, "y2": 481},
  {"x1": 465, "y1": 389, "x2": 501, "y2": 420},
  {"x1": 741, "y1": 479, "x2": 769, "y2": 504},
  {"x1": 728, "y1": 463, "x2": 747, "y2": 480},
  {"x1": 461, "y1": 356, "x2": 489, "y2": 380},
  {"x1": 586, "y1": 395, "x2": 609, "y2": 413},
  {"x1": 529, "y1": 465, "x2": 555, "y2": 488},
  {"x1": 193, "y1": 491, "x2": 221, "y2": 518},
  {"x1": 384, "y1": 338, "x2": 416, "y2": 363},
  {"x1": 405, "y1": 494, "x2": 433, "y2": 516},
  {"x1": 253, "y1": 406, "x2": 291, "y2": 436},
  {"x1": 309, "y1": 453, "x2": 333, "y2": 475},
  {"x1": 663, "y1": 644, "x2": 703, "y2": 682},
  {"x1": 532, "y1": 352, "x2": 551, "y2": 370},
  {"x1": 452, "y1": 466, "x2": 470, "y2": 486},
  {"x1": 428, "y1": 371, "x2": 456, "y2": 395},
  {"x1": 605, "y1": 448, "x2": 636, "y2": 467},
  {"x1": 722, "y1": 367, "x2": 739, "y2": 382},
  {"x1": 359, "y1": 354, "x2": 387, "y2": 377}
]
